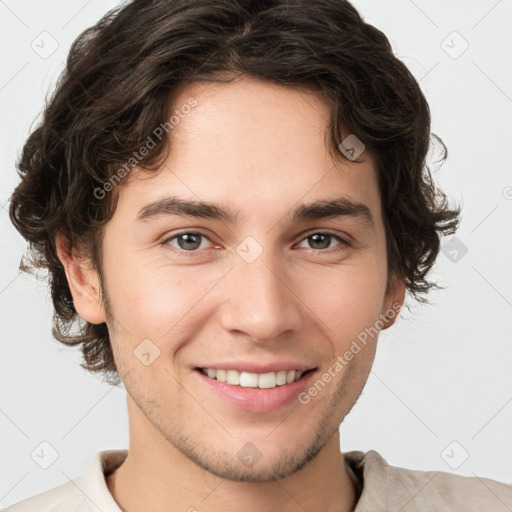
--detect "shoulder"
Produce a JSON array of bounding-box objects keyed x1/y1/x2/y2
[
  {"x1": 2, "y1": 449, "x2": 126, "y2": 512},
  {"x1": 345, "y1": 449, "x2": 512, "y2": 511},
  {"x1": 2, "y1": 478, "x2": 87, "y2": 512}
]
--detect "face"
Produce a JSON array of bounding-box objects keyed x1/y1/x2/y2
[{"x1": 63, "y1": 75, "x2": 404, "y2": 482}]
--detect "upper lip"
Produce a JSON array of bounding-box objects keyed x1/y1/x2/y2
[{"x1": 195, "y1": 362, "x2": 318, "y2": 373}]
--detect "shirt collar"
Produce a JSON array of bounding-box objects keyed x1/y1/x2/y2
[{"x1": 78, "y1": 449, "x2": 128, "y2": 512}]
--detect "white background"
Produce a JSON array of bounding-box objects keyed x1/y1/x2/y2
[{"x1": 1, "y1": 0, "x2": 511, "y2": 507}]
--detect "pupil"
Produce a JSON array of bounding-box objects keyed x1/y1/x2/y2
[
  {"x1": 179, "y1": 233, "x2": 201, "y2": 250},
  {"x1": 177, "y1": 234, "x2": 330, "y2": 251},
  {"x1": 310, "y1": 233, "x2": 330, "y2": 249}
]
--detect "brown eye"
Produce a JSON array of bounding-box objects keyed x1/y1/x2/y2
[{"x1": 297, "y1": 232, "x2": 349, "y2": 251}]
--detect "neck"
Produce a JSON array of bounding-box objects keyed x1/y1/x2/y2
[
  {"x1": 107, "y1": 438, "x2": 357, "y2": 512},
  {"x1": 106, "y1": 401, "x2": 357, "y2": 512}
]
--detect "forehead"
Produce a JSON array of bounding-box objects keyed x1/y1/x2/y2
[{"x1": 115, "y1": 75, "x2": 381, "y2": 226}]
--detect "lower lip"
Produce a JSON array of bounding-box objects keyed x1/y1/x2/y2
[{"x1": 194, "y1": 368, "x2": 317, "y2": 413}]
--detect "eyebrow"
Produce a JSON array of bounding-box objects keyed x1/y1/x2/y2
[{"x1": 136, "y1": 195, "x2": 373, "y2": 226}]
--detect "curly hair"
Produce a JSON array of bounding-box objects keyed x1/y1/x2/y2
[{"x1": 9, "y1": 0, "x2": 460, "y2": 385}]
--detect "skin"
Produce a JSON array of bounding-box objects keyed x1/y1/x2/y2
[{"x1": 56, "y1": 75, "x2": 405, "y2": 512}]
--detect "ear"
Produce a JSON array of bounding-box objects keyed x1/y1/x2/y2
[
  {"x1": 380, "y1": 274, "x2": 406, "y2": 329},
  {"x1": 55, "y1": 232, "x2": 107, "y2": 325}
]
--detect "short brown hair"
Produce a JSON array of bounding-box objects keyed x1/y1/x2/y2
[{"x1": 9, "y1": 0, "x2": 460, "y2": 385}]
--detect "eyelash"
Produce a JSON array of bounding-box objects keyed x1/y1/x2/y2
[{"x1": 161, "y1": 230, "x2": 350, "y2": 255}]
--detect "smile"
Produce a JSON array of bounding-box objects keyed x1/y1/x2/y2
[{"x1": 198, "y1": 368, "x2": 312, "y2": 389}]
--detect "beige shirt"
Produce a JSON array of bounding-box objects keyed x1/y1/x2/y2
[{"x1": 4, "y1": 448, "x2": 512, "y2": 511}]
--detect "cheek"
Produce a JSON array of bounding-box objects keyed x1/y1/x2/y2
[
  {"x1": 106, "y1": 253, "x2": 221, "y2": 339},
  {"x1": 300, "y1": 258, "x2": 387, "y2": 344}
]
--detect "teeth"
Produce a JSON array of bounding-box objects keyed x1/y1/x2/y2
[
  {"x1": 276, "y1": 370, "x2": 287, "y2": 385},
  {"x1": 239, "y1": 371, "x2": 258, "y2": 387},
  {"x1": 201, "y1": 368, "x2": 305, "y2": 388},
  {"x1": 226, "y1": 370, "x2": 240, "y2": 385},
  {"x1": 258, "y1": 372, "x2": 276, "y2": 388}
]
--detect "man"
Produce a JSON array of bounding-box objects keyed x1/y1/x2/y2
[{"x1": 6, "y1": 0, "x2": 512, "y2": 510}]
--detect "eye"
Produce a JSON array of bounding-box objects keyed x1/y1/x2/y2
[
  {"x1": 163, "y1": 232, "x2": 214, "y2": 252},
  {"x1": 162, "y1": 230, "x2": 350, "y2": 254},
  {"x1": 296, "y1": 231, "x2": 349, "y2": 251}
]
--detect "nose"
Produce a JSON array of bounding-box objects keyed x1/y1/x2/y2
[{"x1": 219, "y1": 246, "x2": 304, "y2": 344}]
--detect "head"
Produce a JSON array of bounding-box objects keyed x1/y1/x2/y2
[{"x1": 10, "y1": 0, "x2": 459, "y2": 482}]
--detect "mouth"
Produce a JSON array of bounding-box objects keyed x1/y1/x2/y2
[
  {"x1": 194, "y1": 367, "x2": 317, "y2": 389},
  {"x1": 193, "y1": 365, "x2": 319, "y2": 413}
]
